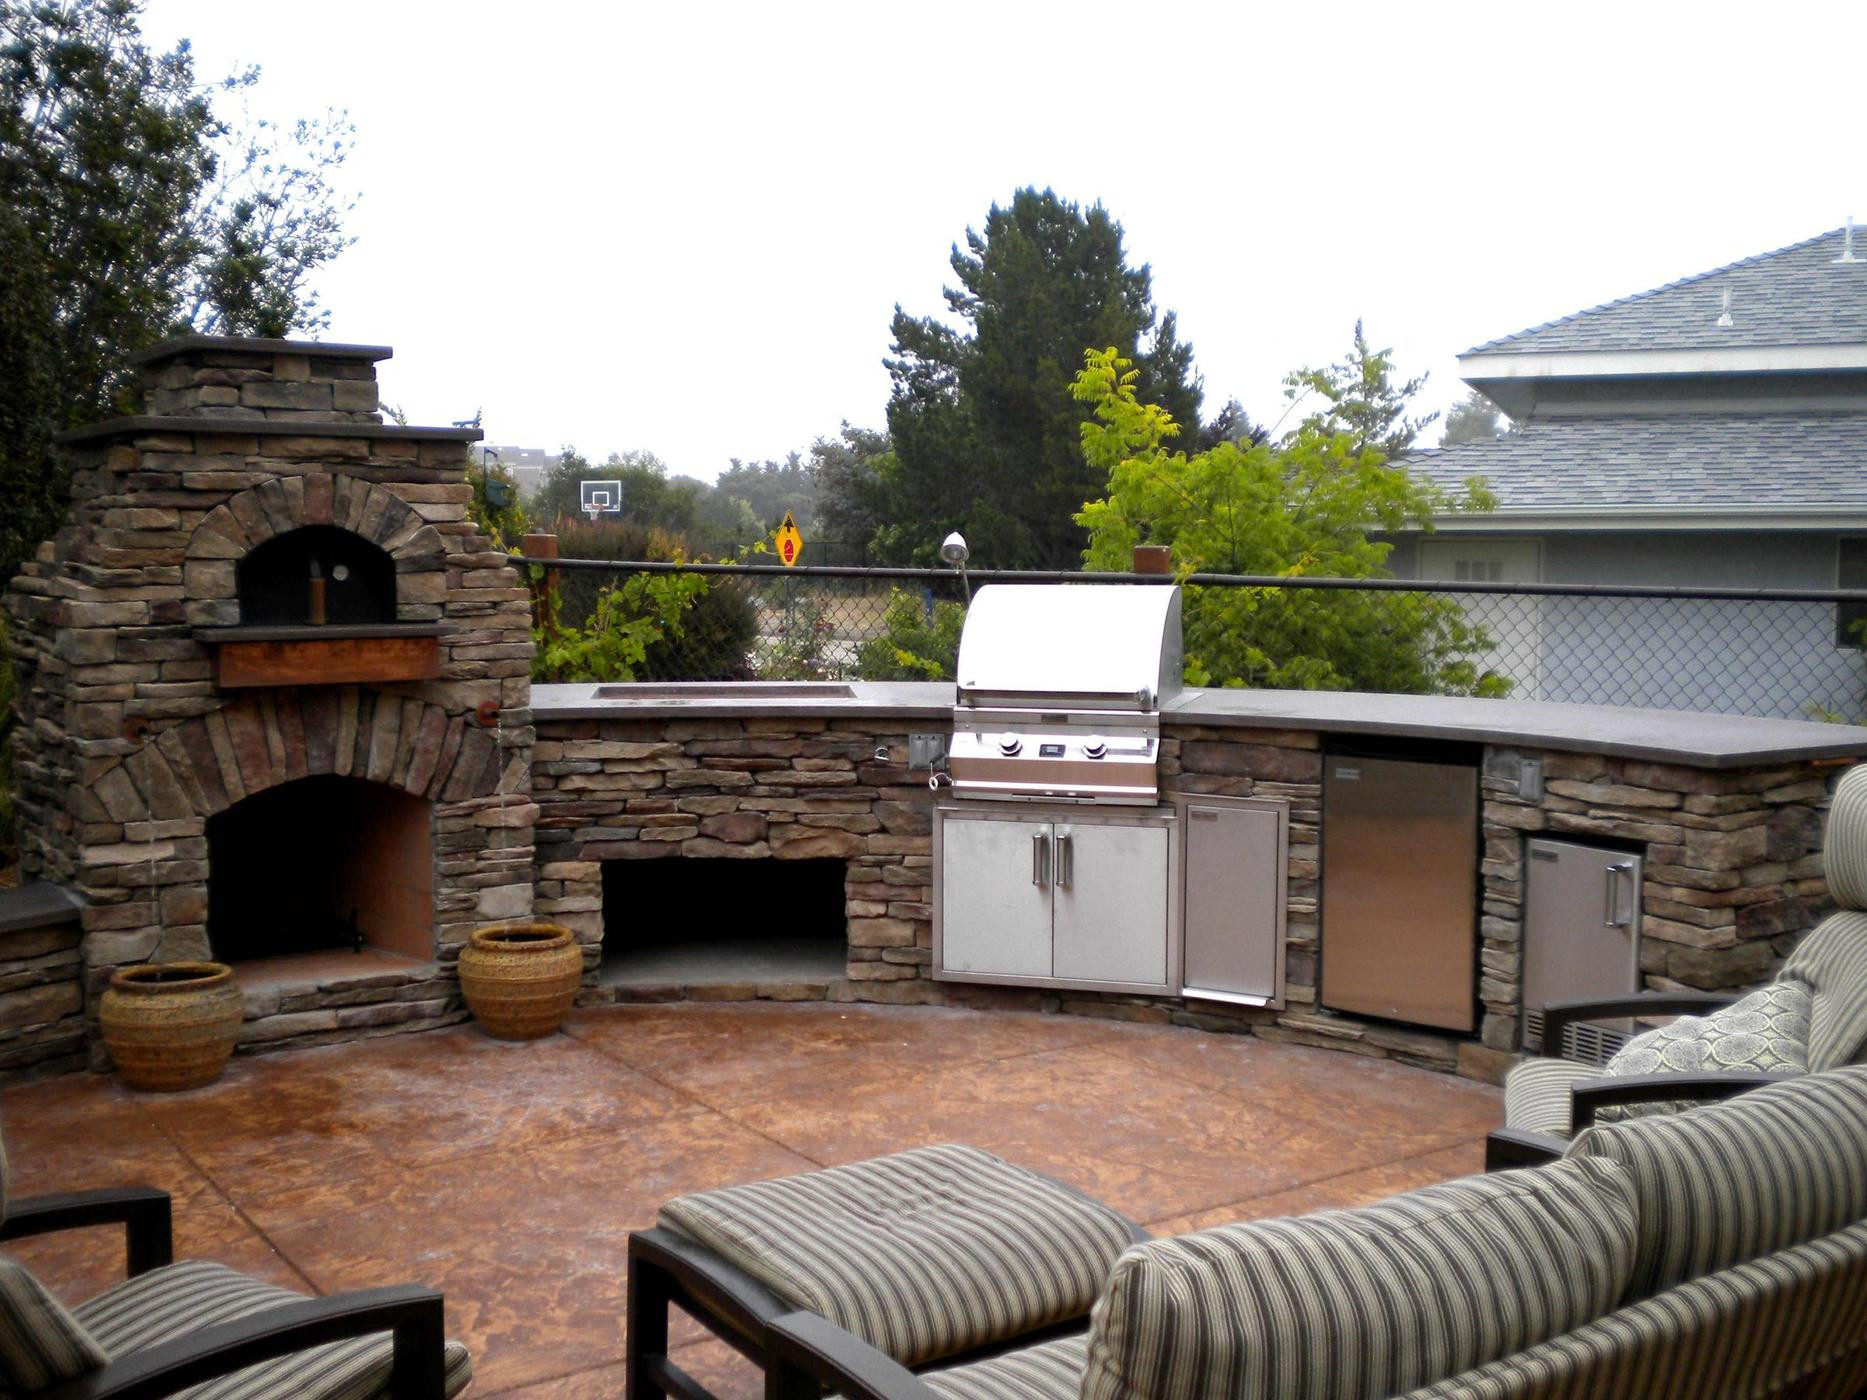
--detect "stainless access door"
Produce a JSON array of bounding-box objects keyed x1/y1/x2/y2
[
  {"x1": 1320, "y1": 755, "x2": 1478, "y2": 1031},
  {"x1": 939, "y1": 814, "x2": 1053, "y2": 978},
  {"x1": 1180, "y1": 797, "x2": 1288, "y2": 1006},
  {"x1": 1522, "y1": 839, "x2": 1642, "y2": 1053},
  {"x1": 1052, "y1": 821, "x2": 1170, "y2": 986}
]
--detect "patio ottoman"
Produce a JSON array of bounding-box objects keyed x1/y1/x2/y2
[{"x1": 626, "y1": 1143, "x2": 1143, "y2": 1397}]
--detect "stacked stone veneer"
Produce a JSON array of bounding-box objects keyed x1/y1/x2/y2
[
  {"x1": 5, "y1": 336, "x2": 535, "y2": 1064},
  {"x1": 531, "y1": 712, "x2": 1843, "y2": 1084},
  {"x1": 532, "y1": 716, "x2": 934, "y2": 995},
  {"x1": 1470, "y1": 748, "x2": 1837, "y2": 1069},
  {"x1": 0, "y1": 895, "x2": 86, "y2": 1083}
]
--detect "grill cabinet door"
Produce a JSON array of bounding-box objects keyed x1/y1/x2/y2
[
  {"x1": 939, "y1": 814, "x2": 1053, "y2": 979},
  {"x1": 1051, "y1": 821, "x2": 1170, "y2": 986}
]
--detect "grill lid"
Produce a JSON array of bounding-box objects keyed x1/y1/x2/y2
[{"x1": 955, "y1": 584, "x2": 1183, "y2": 709}]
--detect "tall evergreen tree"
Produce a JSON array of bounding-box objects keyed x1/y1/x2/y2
[
  {"x1": 879, "y1": 188, "x2": 1203, "y2": 569},
  {"x1": 1441, "y1": 390, "x2": 1509, "y2": 446},
  {"x1": 1283, "y1": 320, "x2": 1436, "y2": 457}
]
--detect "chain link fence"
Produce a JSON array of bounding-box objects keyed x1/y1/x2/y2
[{"x1": 521, "y1": 556, "x2": 1867, "y2": 722}]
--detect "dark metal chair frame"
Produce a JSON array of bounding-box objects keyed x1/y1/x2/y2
[
  {"x1": 626, "y1": 1212, "x2": 1150, "y2": 1400},
  {"x1": 0, "y1": 1184, "x2": 451, "y2": 1400},
  {"x1": 1484, "y1": 990, "x2": 1794, "y2": 1171}
]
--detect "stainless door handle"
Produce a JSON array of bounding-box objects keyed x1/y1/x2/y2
[
  {"x1": 1032, "y1": 831, "x2": 1050, "y2": 887},
  {"x1": 1056, "y1": 829, "x2": 1073, "y2": 889},
  {"x1": 1604, "y1": 861, "x2": 1633, "y2": 927}
]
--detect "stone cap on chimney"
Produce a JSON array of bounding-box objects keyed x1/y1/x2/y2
[
  {"x1": 127, "y1": 334, "x2": 393, "y2": 367},
  {"x1": 128, "y1": 334, "x2": 393, "y2": 424}
]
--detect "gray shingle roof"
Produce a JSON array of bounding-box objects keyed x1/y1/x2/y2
[
  {"x1": 1467, "y1": 228, "x2": 1867, "y2": 355},
  {"x1": 1404, "y1": 411, "x2": 1867, "y2": 515}
]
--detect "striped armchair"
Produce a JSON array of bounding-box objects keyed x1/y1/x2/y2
[
  {"x1": 1488, "y1": 761, "x2": 1867, "y2": 1170},
  {"x1": 0, "y1": 1132, "x2": 472, "y2": 1399}
]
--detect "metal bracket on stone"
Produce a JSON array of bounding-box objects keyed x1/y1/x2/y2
[{"x1": 474, "y1": 700, "x2": 502, "y2": 728}]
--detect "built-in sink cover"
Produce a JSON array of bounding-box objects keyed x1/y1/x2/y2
[{"x1": 592, "y1": 683, "x2": 856, "y2": 701}]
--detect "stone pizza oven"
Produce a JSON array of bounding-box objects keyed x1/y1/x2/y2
[{"x1": 5, "y1": 336, "x2": 537, "y2": 1063}]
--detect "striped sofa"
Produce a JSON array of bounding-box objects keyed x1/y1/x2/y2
[{"x1": 745, "y1": 1066, "x2": 1867, "y2": 1400}]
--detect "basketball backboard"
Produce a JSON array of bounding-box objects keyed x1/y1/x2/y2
[{"x1": 580, "y1": 480, "x2": 624, "y2": 518}]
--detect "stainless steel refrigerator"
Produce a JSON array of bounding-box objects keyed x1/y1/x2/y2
[{"x1": 1320, "y1": 754, "x2": 1478, "y2": 1031}]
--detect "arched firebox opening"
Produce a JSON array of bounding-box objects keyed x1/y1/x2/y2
[
  {"x1": 237, "y1": 525, "x2": 397, "y2": 626},
  {"x1": 207, "y1": 775, "x2": 433, "y2": 966}
]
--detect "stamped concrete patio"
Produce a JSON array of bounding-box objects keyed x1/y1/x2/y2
[{"x1": 2, "y1": 1003, "x2": 1501, "y2": 1397}]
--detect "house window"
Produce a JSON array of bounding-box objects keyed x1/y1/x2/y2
[
  {"x1": 1837, "y1": 540, "x2": 1867, "y2": 648},
  {"x1": 1454, "y1": 559, "x2": 1506, "y2": 583},
  {"x1": 1419, "y1": 538, "x2": 1541, "y2": 586}
]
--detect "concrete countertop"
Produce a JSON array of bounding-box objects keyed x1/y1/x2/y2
[{"x1": 530, "y1": 681, "x2": 1867, "y2": 769}]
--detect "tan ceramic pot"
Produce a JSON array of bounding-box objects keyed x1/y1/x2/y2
[
  {"x1": 99, "y1": 962, "x2": 245, "y2": 1092},
  {"x1": 457, "y1": 921, "x2": 583, "y2": 1040}
]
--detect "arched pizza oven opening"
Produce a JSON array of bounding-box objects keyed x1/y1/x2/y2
[{"x1": 237, "y1": 525, "x2": 397, "y2": 626}]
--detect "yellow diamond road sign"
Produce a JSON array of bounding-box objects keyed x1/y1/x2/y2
[{"x1": 775, "y1": 512, "x2": 804, "y2": 567}]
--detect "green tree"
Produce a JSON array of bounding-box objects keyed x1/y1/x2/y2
[
  {"x1": 1074, "y1": 347, "x2": 1508, "y2": 697},
  {"x1": 808, "y1": 423, "x2": 893, "y2": 565},
  {"x1": 715, "y1": 453, "x2": 820, "y2": 533},
  {"x1": 1441, "y1": 390, "x2": 1509, "y2": 446},
  {"x1": 0, "y1": 0, "x2": 356, "y2": 579},
  {"x1": 1283, "y1": 320, "x2": 1436, "y2": 456},
  {"x1": 880, "y1": 187, "x2": 1204, "y2": 569}
]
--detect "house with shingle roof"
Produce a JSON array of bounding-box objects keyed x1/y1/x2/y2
[{"x1": 1391, "y1": 225, "x2": 1867, "y2": 718}]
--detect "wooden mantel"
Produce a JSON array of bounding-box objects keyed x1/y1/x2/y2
[{"x1": 194, "y1": 624, "x2": 444, "y2": 689}]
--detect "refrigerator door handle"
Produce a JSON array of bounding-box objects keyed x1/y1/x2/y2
[{"x1": 1604, "y1": 861, "x2": 1634, "y2": 928}]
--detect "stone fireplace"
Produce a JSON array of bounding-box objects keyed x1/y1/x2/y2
[{"x1": 5, "y1": 335, "x2": 537, "y2": 1063}]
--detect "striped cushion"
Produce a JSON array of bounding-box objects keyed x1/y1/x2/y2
[
  {"x1": 1594, "y1": 978, "x2": 1811, "y2": 1123},
  {"x1": 656, "y1": 1144, "x2": 1134, "y2": 1368},
  {"x1": 1820, "y1": 762, "x2": 1867, "y2": 910},
  {"x1": 1078, "y1": 1158, "x2": 1637, "y2": 1400},
  {"x1": 921, "y1": 1334, "x2": 1086, "y2": 1400},
  {"x1": 1565, "y1": 1063, "x2": 1867, "y2": 1301},
  {"x1": 1782, "y1": 910, "x2": 1867, "y2": 1071},
  {"x1": 75, "y1": 1260, "x2": 473, "y2": 1400},
  {"x1": 1402, "y1": 1218, "x2": 1867, "y2": 1399},
  {"x1": 1502, "y1": 1058, "x2": 1596, "y2": 1136},
  {"x1": 0, "y1": 1253, "x2": 106, "y2": 1391}
]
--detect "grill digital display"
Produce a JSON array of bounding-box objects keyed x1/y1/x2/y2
[{"x1": 1038, "y1": 743, "x2": 1065, "y2": 757}]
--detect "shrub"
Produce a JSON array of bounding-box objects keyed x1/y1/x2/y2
[{"x1": 855, "y1": 588, "x2": 965, "y2": 680}]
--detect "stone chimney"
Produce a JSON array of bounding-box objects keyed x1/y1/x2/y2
[{"x1": 131, "y1": 335, "x2": 387, "y2": 422}]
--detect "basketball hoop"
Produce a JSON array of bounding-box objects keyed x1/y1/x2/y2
[{"x1": 580, "y1": 480, "x2": 623, "y2": 525}]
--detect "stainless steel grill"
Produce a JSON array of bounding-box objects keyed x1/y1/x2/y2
[{"x1": 948, "y1": 584, "x2": 1182, "y2": 805}]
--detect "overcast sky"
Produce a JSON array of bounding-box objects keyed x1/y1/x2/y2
[{"x1": 143, "y1": 1, "x2": 1867, "y2": 482}]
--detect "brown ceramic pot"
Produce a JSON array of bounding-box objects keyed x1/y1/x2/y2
[
  {"x1": 457, "y1": 921, "x2": 583, "y2": 1040},
  {"x1": 99, "y1": 961, "x2": 245, "y2": 1092}
]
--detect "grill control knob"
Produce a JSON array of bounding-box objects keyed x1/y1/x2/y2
[
  {"x1": 997, "y1": 733, "x2": 1023, "y2": 756},
  {"x1": 1082, "y1": 736, "x2": 1108, "y2": 760}
]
